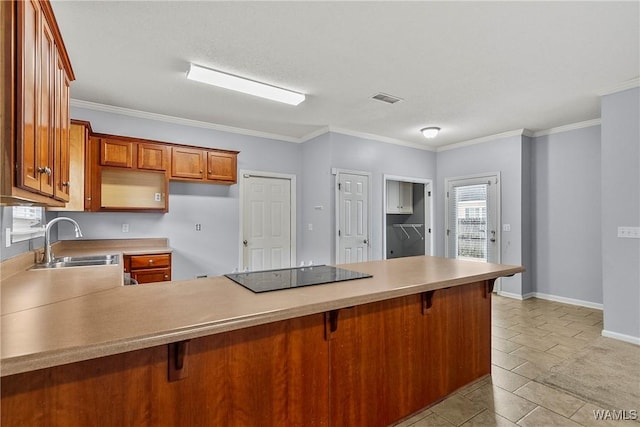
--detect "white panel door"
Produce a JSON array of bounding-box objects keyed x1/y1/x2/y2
[
  {"x1": 337, "y1": 172, "x2": 369, "y2": 264},
  {"x1": 242, "y1": 176, "x2": 291, "y2": 271}
]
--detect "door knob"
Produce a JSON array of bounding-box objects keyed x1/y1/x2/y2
[{"x1": 363, "y1": 239, "x2": 369, "y2": 245}]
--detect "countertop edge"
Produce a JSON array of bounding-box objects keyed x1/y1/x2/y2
[{"x1": 0, "y1": 266, "x2": 522, "y2": 377}]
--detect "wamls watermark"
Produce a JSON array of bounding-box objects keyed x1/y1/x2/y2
[{"x1": 593, "y1": 409, "x2": 638, "y2": 421}]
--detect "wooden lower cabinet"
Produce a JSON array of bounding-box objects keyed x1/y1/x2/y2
[
  {"x1": 124, "y1": 253, "x2": 172, "y2": 284},
  {"x1": 0, "y1": 282, "x2": 491, "y2": 427}
]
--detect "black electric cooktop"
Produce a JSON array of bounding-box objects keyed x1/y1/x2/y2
[{"x1": 225, "y1": 265, "x2": 372, "y2": 293}]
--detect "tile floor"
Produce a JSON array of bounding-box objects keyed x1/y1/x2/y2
[{"x1": 394, "y1": 295, "x2": 639, "y2": 426}]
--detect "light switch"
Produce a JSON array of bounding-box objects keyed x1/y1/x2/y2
[{"x1": 618, "y1": 226, "x2": 640, "y2": 239}]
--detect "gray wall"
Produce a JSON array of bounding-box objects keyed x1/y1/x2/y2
[
  {"x1": 601, "y1": 87, "x2": 640, "y2": 342},
  {"x1": 531, "y1": 126, "x2": 602, "y2": 305},
  {"x1": 436, "y1": 135, "x2": 527, "y2": 296}
]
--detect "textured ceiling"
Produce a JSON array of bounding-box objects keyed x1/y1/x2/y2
[{"x1": 51, "y1": 1, "x2": 639, "y2": 149}]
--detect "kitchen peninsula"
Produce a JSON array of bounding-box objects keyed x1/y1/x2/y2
[{"x1": 1, "y1": 254, "x2": 523, "y2": 426}]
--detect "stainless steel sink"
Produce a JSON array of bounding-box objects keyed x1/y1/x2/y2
[{"x1": 31, "y1": 254, "x2": 120, "y2": 270}]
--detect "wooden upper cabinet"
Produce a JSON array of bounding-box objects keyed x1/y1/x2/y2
[
  {"x1": 171, "y1": 146, "x2": 239, "y2": 184},
  {"x1": 53, "y1": 53, "x2": 71, "y2": 202},
  {"x1": 100, "y1": 138, "x2": 133, "y2": 168},
  {"x1": 171, "y1": 147, "x2": 204, "y2": 180},
  {"x1": 138, "y1": 143, "x2": 168, "y2": 171},
  {"x1": 9, "y1": 0, "x2": 74, "y2": 205},
  {"x1": 207, "y1": 150, "x2": 237, "y2": 183}
]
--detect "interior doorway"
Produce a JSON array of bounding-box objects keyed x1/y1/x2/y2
[
  {"x1": 383, "y1": 175, "x2": 433, "y2": 259},
  {"x1": 239, "y1": 171, "x2": 296, "y2": 271}
]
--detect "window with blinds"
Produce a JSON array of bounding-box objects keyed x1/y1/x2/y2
[{"x1": 448, "y1": 184, "x2": 488, "y2": 261}]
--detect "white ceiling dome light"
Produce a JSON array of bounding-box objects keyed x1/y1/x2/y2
[{"x1": 421, "y1": 127, "x2": 441, "y2": 139}]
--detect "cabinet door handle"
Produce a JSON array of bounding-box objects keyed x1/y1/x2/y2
[
  {"x1": 38, "y1": 166, "x2": 52, "y2": 176},
  {"x1": 164, "y1": 274, "x2": 169, "y2": 280},
  {"x1": 62, "y1": 181, "x2": 70, "y2": 187},
  {"x1": 148, "y1": 259, "x2": 154, "y2": 264},
  {"x1": 243, "y1": 240, "x2": 248, "y2": 247},
  {"x1": 208, "y1": 170, "x2": 212, "y2": 174}
]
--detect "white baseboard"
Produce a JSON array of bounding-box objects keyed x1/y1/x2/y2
[
  {"x1": 602, "y1": 330, "x2": 640, "y2": 346},
  {"x1": 530, "y1": 292, "x2": 603, "y2": 310},
  {"x1": 496, "y1": 291, "x2": 531, "y2": 300}
]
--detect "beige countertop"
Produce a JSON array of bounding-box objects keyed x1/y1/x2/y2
[{"x1": 1, "y1": 251, "x2": 523, "y2": 377}]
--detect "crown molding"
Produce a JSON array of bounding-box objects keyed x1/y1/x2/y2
[
  {"x1": 70, "y1": 99, "x2": 302, "y2": 143},
  {"x1": 531, "y1": 118, "x2": 601, "y2": 137},
  {"x1": 70, "y1": 99, "x2": 430, "y2": 150},
  {"x1": 436, "y1": 129, "x2": 527, "y2": 152},
  {"x1": 328, "y1": 127, "x2": 436, "y2": 152},
  {"x1": 597, "y1": 77, "x2": 640, "y2": 96},
  {"x1": 298, "y1": 126, "x2": 330, "y2": 143}
]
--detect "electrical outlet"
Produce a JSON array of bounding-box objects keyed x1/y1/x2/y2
[
  {"x1": 122, "y1": 223, "x2": 129, "y2": 233},
  {"x1": 308, "y1": 223, "x2": 313, "y2": 231},
  {"x1": 618, "y1": 226, "x2": 640, "y2": 239},
  {"x1": 502, "y1": 224, "x2": 511, "y2": 232},
  {"x1": 195, "y1": 223, "x2": 202, "y2": 231},
  {"x1": 154, "y1": 193, "x2": 161, "y2": 202}
]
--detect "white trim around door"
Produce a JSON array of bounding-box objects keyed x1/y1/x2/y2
[
  {"x1": 334, "y1": 168, "x2": 372, "y2": 265},
  {"x1": 239, "y1": 170, "x2": 297, "y2": 271}
]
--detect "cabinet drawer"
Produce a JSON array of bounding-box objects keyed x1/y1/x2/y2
[
  {"x1": 132, "y1": 268, "x2": 171, "y2": 284},
  {"x1": 130, "y1": 254, "x2": 171, "y2": 269}
]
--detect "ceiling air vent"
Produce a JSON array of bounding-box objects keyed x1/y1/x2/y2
[{"x1": 371, "y1": 93, "x2": 403, "y2": 104}]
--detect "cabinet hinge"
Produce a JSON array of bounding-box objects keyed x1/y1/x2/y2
[
  {"x1": 428, "y1": 191, "x2": 431, "y2": 197},
  {"x1": 338, "y1": 229, "x2": 341, "y2": 237},
  {"x1": 446, "y1": 229, "x2": 450, "y2": 236},
  {"x1": 446, "y1": 191, "x2": 449, "y2": 198},
  {"x1": 428, "y1": 228, "x2": 432, "y2": 234},
  {"x1": 338, "y1": 182, "x2": 341, "y2": 190}
]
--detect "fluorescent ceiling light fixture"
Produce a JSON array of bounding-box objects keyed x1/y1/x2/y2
[
  {"x1": 186, "y1": 63, "x2": 305, "y2": 106},
  {"x1": 421, "y1": 127, "x2": 441, "y2": 139}
]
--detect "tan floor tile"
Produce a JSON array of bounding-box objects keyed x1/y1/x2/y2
[
  {"x1": 507, "y1": 324, "x2": 551, "y2": 338},
  {"x1": 538, "y1": 316, "x2": 575, "y2": 327},
  {"x1": 514, "y1": 382, "x2": 585, "y2": 418},
  {"x1": 570, "y1": 403, "x2": 639, "y2": 426},
  {"x1": 430, "y1": 393, "x2": 486, "y2": 425},
  {"x1": 509, "y1": 345, "x2": 564, "y2": 370},
  {"x1": 537, "y1": 322, "x2": 581, "y2": 337},
  {"x1": 559, "y1": 314, "x2": 601, "y2": 326},
  {"x1": 492, "y1": 336, "x2": 523, "y2": 353},
  {"x1": 394, "y1": 409, "x2": 432, "y2": 426},
  {"x1": 462, "y1": 409, "x2": 519, "y2": 427},
  {"x1": 493, "y1": 326, "x2": 521, "y2": 339},
  {"x1": 492, "y1": 349, "x2": 527, "y2": 370},
  {"x1": 518, "y1": 406, "x2": 583, "y2": 426},
  {"x1": 511, "y1": 361, "x2": 547, "y2": 380},
  {"x1": 466, "y1": 383, "x2": 537, "y2": 422},
  {"x1": 546, "y1": 344, "x2": 580, "y2": 360},
  {"x1": 411, "y1": 412, "x2": 456, "y2": 426},
  {"x1": 572, "y1": 329, "x2": 601, "y2": 341},
  {"x1": 457, "y1": 376, "x2": 491, "y2": 397},
  {"x1": 490, "y1": 365, "x2": 530, "y2": 392},
  {"x1": 546, "y1": 333, "x2": 592, "y2": 349},
  {"x1": 509, "y1": 333, "x2": 557, "y2": 351}
]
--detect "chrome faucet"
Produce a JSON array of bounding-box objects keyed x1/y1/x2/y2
[{"x1": 43, "y1": 217, "x2": 84, "y2": 263}]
